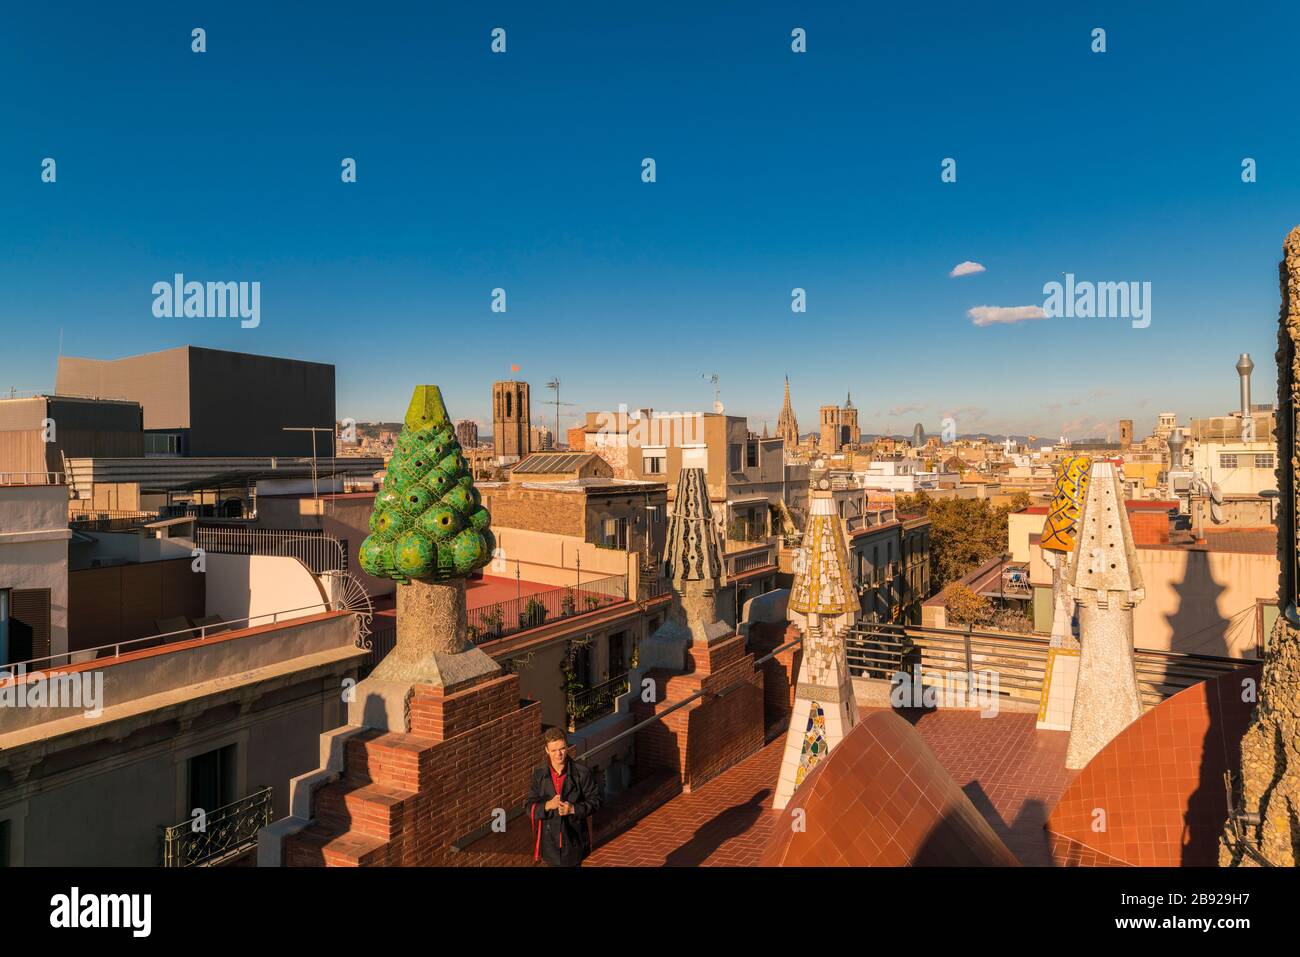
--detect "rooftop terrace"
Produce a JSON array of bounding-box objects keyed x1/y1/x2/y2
[{"x1": 583, "y1": 708, "x2": 1089, "y2": 867}]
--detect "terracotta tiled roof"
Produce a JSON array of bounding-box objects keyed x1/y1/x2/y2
[{"x1": 585, "y1": 708, "x2": 1079, "y2": 867}]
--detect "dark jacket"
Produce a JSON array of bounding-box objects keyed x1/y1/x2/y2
[{"x1": 526, "y1": 757, "x2": 603, "y2": 866}]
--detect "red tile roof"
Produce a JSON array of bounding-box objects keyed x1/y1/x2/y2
[{"x1": 761, "y1": 710, "x2": 1018, "y2": 866}]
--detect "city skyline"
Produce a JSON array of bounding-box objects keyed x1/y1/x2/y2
[
  {"x1": 2, "y1": 0, "x2": 1297, "y2": 885},
  {"x1": 2, "y1": 1, "x2": 1296, "y2": 438}
]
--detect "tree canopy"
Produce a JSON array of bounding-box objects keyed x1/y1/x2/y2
[{"x1": 895, "y1": 490, "x2": 1031, "y2": 592}]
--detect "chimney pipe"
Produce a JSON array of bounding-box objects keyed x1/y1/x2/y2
[
  {"x1": 1165, "y1": 428, "x2": 1185, "y2": 499},
  {"x1": 1236, "y1": 352, "x2": 1254, "y2": 420}
]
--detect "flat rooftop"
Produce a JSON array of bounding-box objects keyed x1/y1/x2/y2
[
  {"x1": 1162, "y1": 527, "x2": 1276, "y2": 555},
  {"x1": 480, "y1": 478, "x2": 666, "y2": 494}
]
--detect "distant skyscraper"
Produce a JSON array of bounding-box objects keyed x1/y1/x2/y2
[
  {"x1": 912, "y1": 422, "x2": 925, "y2": 449},
  {"x1": 529, "y1": 425, "x2": 554, "y2": 451},
  {"x1": 777, "y1": 376, "x2": 800, "y2": 446},
  {"x1": 455, "y1": 419, "x2": 479, "y2": 449},
  {"x1": 492, "y1": 380, "x2": 531, "y2": 459}
]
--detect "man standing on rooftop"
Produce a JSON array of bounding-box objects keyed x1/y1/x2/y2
[{"x1": 526, "y1": 727, "x2": 602, "y2": 867}]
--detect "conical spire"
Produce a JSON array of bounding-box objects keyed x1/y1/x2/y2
[
  {"x1": 1067, "y1": 461, "x2": 1144, "y2": 605},
  {"x1": 777, "y1": 375, "x2": 800, "y2": 446},
  {"x1": 789, "y1": 497, "x2": 858, "y2": 621},
  {"x1": 774, "y1": 468, "x2": 859, "y2": 809},
  {"x1": 662, "y1": 468, "x2": 723, "y2": 590},
  {"x1": 1064, "y1": 460, "x2": 1144, "y2": 769}
]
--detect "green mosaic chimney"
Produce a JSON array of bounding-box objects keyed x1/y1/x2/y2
[{"x1": 358, "y1": 385, "x2": 494, "y2": 583}]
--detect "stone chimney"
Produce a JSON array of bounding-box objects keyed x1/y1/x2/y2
[
  {"x1": 619, "y1": 467, "x2": 764, "y2": 792},
  {"x1": 637, "y1": 467, "x2": 730, "y2": 670},
  {"x1": 1064, "y1": 460, "x2": 1145, "y2": 769}
]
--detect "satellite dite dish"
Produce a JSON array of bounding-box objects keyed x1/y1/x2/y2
[
  {"x1": 1210, "y1": 482, "x2": 1224, "y2": 505},
  {"x1": 713, "y1": 401, "x2": 725, "y2": 414},
  {"x1": 814, "y1": 458, "x2": 825, "y2": 469},
  {"x1": 1210, "y1": 501, "x2": 1225, "y2": 524}
]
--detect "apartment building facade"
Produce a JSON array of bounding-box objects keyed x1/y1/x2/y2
[
  {"x1": 582, "y1": 409, "x2": 805, "y2": 542},
  {"x1": 0, "y1": 481, "x2": 71, "y2": 667},
  {"x1": 0, "y1": 610, "x2": 364, "y2": 866},
  {"x1": 846, "y1": 508, "x2": 933, "y2": 625},
  {"x1": 56, "y1": 346, "x2": 335, "y2": 458}
]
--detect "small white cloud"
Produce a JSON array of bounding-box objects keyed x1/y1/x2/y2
[
  {"x1": 887, "y1": 402, "x2": 927, "y2": 417},
  {"x1": 949, "y1": 261, "x2": 986, "y2": 278},
  {"x1": 967, "y1": 305, "x2": 1048, "y2": 327}
]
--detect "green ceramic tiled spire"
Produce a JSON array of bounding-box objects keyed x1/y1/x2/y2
[{"x1": 358, "y1": 385, "x2": 495, "y2": 583}]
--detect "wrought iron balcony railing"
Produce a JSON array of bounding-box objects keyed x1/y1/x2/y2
[
  {"x1": 161, "y1": 786, "x2": 273, "y2": 867},
  {"x1": 467, "y1": 574, "x2": 627, "y2": 645},
  {"x1": 567, "y1": 672, "x2": 630, "y2": 731}
]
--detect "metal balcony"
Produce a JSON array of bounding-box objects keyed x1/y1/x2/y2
[{"x1": 161, "y1": 786, "x2": 273, "y2": 867}]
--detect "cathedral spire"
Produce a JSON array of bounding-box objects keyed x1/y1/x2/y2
[{"x1": 777, "y1": 376, "x2": 800, "y2": 447}]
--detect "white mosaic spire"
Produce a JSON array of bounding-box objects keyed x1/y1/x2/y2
[
  {"x1": 1065, "y1": 460, "x2": 1145, "y2": 769},
  {"x1": 774, "y1": 482, "x2": 860, "y2": 810}
]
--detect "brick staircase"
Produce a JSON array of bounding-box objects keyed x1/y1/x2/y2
[{"x1": 281, "y1": 672, "x2": 542, "y2": 867}]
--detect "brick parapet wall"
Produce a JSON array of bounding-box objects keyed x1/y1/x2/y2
[
  {"x1": 632, "y1": 635, "x2": 766, "y2": 792},
  {"x1": 748, "y1": 621, "x2": 803, "y2": 730}
]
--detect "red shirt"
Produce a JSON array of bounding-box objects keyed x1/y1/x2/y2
[{"x1": 550, "y1": 763, "x2": 567, "y2": 803}]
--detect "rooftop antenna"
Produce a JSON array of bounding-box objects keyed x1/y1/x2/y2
[
  {"x1": 703, "y1": 373, "x2": 723, "y2": 414},
  {"x1": 282, "y1": 426, "x2": 334, "y2": 502},
  {"x1": 544, "y1": 378, "x2": 578, "y2": 448}
]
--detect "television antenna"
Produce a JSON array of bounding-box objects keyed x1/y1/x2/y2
[
  {"x1": 283, "y1": 426, "x2": 334, "y2": 501},
  {"x1": 544, "y1": 378, "x2": 579, "y2": 448},
  {"x1": 703, "y1": 373, "x2": 723, "y2": 414}
]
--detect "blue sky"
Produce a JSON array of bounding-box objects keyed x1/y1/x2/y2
[{"x1": 1, "y1": 1, "x2": 1297, "y2": 441}]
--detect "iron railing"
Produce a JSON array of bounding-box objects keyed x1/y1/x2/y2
[
  {"x1": 568, "y1": 672, "x2": 630, "y2": 731},
  {"x1": 161, "y1": 786, "x2": 273, "y2": 866},
  {"x1": 638, "y1": 576, "x2": 672, "y2": 601},
  {"x1": 574, "y1": 635, "x2": 805, "y2": 763},
  {"x1": 468, "y1": 574, "x2": 627, "y2": 644},
  {"x1": 0, "y1": 471, "x2": 65, "y2": 486},
  {"x1": 845, "y1": 622, "x2": 1263, "y2": 710},
  {"x1": 725, "y1": 542, "x2": 777, "y2": 577},
  {"x1": 359, "y1": 620, "x2": 397, "y2": 678},
  {"x1": 69, "y1": 509, "x2": 162, "y2": 531},
  {"x1": 194, "y1": 526, "x2": 347, "y2": 575},
  {"x1": 1, "y1": 601, "x2": 340, "y2": 674}
]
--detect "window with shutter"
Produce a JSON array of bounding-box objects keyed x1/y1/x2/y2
[{"x1": 8, "y1": 589, "x2": 52, "y2": 663}]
